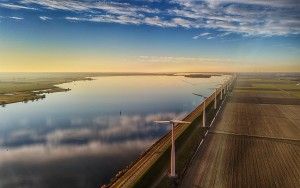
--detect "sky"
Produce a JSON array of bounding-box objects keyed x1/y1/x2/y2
[{"x1": 0, "y1": 0, "x2": 300, "y2": 72}]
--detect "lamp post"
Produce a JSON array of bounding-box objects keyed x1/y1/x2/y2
[
  {"x1": 192, "y1": 93, "x2": 207, "y2": 127},
  {"x1": 154, "y1": 120, "x2": 190, "y2": 178}
]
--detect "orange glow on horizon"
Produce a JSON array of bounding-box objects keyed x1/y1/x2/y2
[{"x1": 1, "y1": 51, "x2": 299, "y2": 73}]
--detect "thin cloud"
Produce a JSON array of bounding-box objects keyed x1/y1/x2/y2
[
  {"x1": 200, "y1": 32, "x2": 210, "y2": 36},
  {"x1": 193, "y1": 32, "x2": 211, "y2": 39},
  {"x1": 39, "y1": 16, "x2": 52, "y2": 21},
  {"x1": 192, "y1": 35, "x2": 200, "y2": 40},
  {"x1": 219, "y1": 32, "x2": 232, "y2": 37},
  {"x1": 9, "y1": 16, "x2": 24, "y2": 20},
  {"x1": 137, "y1": 56, "x2": 233, "y2": 64},
  {"x1": 3, "y1": 0, "x2": 300, "y2": 36},
  {"x1": 0, "y1": 139, "x2": 155, "y2": 163},
  {"x1": 0, "y1": 3, "x2": 37, "y2": 10},
  {"x1": 2, "y1": 111, "x2": 184, "y2": 148}
]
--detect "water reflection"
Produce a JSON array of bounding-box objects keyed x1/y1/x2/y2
[{"x1": 0, "y1": 75, "x2": 229, "y2": 187}]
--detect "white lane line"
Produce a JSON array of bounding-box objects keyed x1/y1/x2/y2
[
  {"x1": 190, "y1": 91, "x2": 231, "y2": 162},
  {"x1": 211, "y1": 131, "x2": 300, "y2": 142},
  {"x1": 209, "y1": 92, "x2": 228, "y2": 128}
]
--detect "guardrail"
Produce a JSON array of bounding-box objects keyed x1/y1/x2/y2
[{"x1": 107, "y1": 75, "x2": 236, "y2": 188}]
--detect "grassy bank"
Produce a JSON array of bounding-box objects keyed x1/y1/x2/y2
[{"x1": 0, "y1": 74, "x2": 92, "y2": 105}]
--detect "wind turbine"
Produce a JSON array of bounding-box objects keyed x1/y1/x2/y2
[
  {"x1": 214, "y1": 89, "x2": 217, "y2": 109},
  {"x1": 224, "y1": 77, "x2": 230, "y2": 94},
  {"x1": 209, "y1": 88, "x2": 218, "y2": 109},
  {"x1": 192, "y1": 93, "x2": 207, "y2": 127},
  {"x1": 226, "y1": 78, "x2": 231, "y2": 92},
  {"x1": 216, "y1": 84, "x2": 223, "y2": 100},
  {"x1": 226, "y1": 81, "x2": 229, "y2": 91},
  {"x1": 154, "y1": 120, "x2": 190, "y2": 178}
]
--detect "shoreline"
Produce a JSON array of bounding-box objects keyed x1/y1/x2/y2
[
  {"x1": 0, "y1": 73, "x2": 225, "y2": 106},
  {"x1": 0, "y1": 77, "x2": 92, "y2": 106}
]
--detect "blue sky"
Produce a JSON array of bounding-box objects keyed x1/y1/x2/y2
[{"x1": 0, "y1": 0, "x2": 299, "y2": 72}]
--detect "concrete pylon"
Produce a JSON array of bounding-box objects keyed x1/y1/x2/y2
[
  {"x1": 214, "y1": 89, "x2": 217, "y2": 109},
  {"x1": 220, "y1": 86, "x2": 223, "y2": 100},
  {"x1": 203, "y1": 100, "x2": 206, "y2": 127},
  {"x1": 154, "y1": 120, "x2": 190, "y2": 179},
  {"x1": 170, "y1": 123, "x2": 176, "y2": 178}
]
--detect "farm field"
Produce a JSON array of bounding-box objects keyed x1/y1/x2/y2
[
  {"x1": 235, "y1": 76, "x2": 300, "y2": 98},
  {"x1": 180, "y1": 74, "x2": 300, "y2": 188},
  {"x1": 214, "y1": 103, "x2": 300, "y2": 139},
  {"x1": 181, "y1": 134, "x2": 299, "y2": 188}
]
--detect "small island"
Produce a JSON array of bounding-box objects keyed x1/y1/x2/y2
[{"x1": 184, "y1": 73, "x2": 222, "y2": 78}]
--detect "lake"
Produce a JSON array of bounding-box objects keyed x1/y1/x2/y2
[{"x1": 0, "y1": 75, "x2": 229, "y2": 187}]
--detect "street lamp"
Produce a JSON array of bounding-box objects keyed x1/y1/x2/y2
[
  {"x1": 192, "y1": 93, "x2": 207, "y2": 127},
  {"x1": 154, "y1": 120, "x2": 190, "y2": 178}
]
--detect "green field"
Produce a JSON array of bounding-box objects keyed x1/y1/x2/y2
[
  {"x1": 0, "y1": 73, "x2": 94, "y2": 105},
  {"x1": 235, "y1": 77, "x2": 300, "y2": 98}
]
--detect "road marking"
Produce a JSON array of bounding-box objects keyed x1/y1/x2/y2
[
  {"x1": 204, "y1": 131, "x2": 208, "y2": 137},
  {"x1": 195, "y1": 92, "x2": 229, "y2": 153},
  {"x1": 180, "y1": 90, "x2": 232, "y2": 182},
  {"x1": 211, "y1": 130, "x2": 300, "y2": 142}
]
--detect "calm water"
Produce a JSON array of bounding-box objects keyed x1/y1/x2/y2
[{"x1": 0, "y1": 75, "x2": 229, "y2": 187}]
